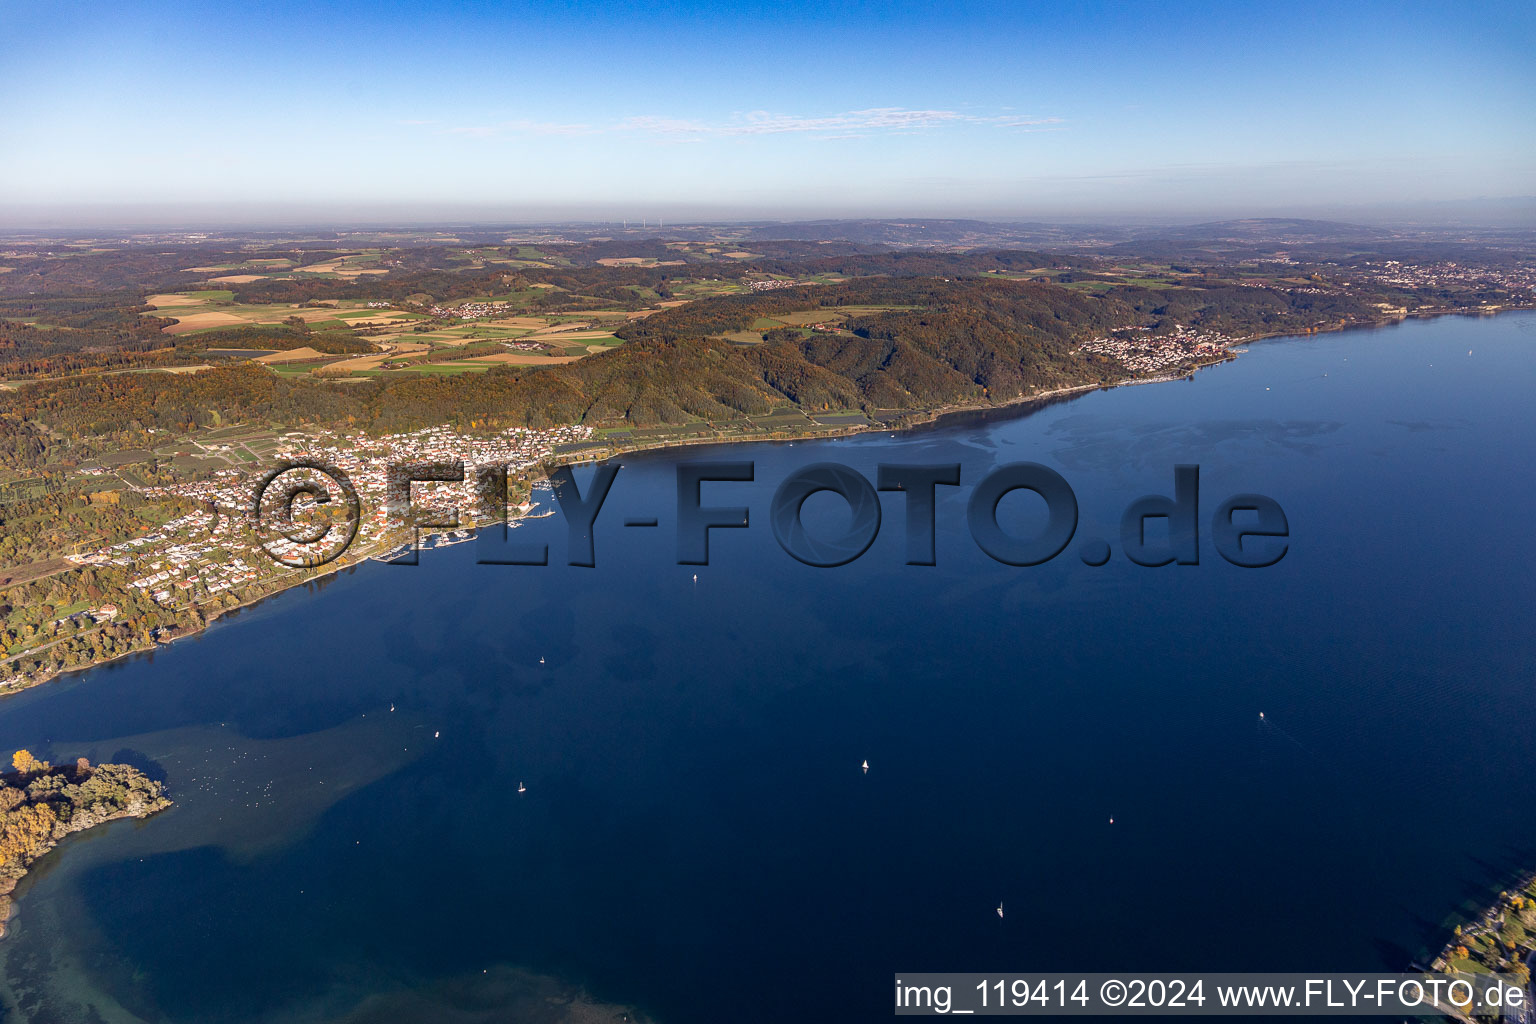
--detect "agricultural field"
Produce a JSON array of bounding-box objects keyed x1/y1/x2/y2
[
  {"x1": 175, "y1": 251, "x2": 396, "y2": 285},
  {"x1": 140, "y1": 290, "x2": 650, "y2": 380},
  {"x1": 721, "y1": 304, "x2": 912, "y2": 344},
  {"x1": 171, "y1": 243, "x2": 599, "y2": 286},
  {"x1": 143, "y1": 291, "x2": 421, "y2": 335},
  {"x1": 289, "y1": 253, "x2": 389, "y2": 278}
]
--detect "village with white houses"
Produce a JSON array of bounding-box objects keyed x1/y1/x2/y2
[
  {"x1": 0, "y1": 421, "x2": 598, "y2": 691},
  {"x1": 1362, "y1": 259, "x2": 1536, "y2": 295},
  {"x1": 1077, "y1": 325, "x2": 1236, "y2": 375},
  {"x1": 62, "y1": 423, "x2": 594, "y2": 611}
]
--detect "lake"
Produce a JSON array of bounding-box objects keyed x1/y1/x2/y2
[{"x1": 1, "y1": 312, "x2": 1533, "y2": 1023}]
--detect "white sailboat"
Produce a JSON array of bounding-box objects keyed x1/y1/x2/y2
[
  {"x1": 517, "y1": 781, "x2": 527, "y2": 794},
  {"x1": 861, "y1": 759, "x2": 869, "y2": 773},
  {"x1": 996, "y1": 902, "x2": 1004, "y2": 919}
]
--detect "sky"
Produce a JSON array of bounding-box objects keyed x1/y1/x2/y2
[{"x1": 1, "y1": 0, "x2": 1532, "y2": 226}]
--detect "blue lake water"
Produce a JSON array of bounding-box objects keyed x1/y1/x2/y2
[{"x1": 0, "y1": 312, "x2": 1533, "y2": 1022}]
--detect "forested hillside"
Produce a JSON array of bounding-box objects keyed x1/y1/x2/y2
[
  {"x1": 0, "y1": 271, "x2": 1430, "y2": 467},
  {"x1": 0, "y1": 278, "x2": 1127, "y2": 449}
]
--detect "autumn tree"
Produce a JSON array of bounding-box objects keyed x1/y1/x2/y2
[{"x1": 0, "y1": 802, "x2": 55, "y2": 867}]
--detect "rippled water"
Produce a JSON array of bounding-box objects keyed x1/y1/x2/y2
[{"x1": 0, "y1": 312, "x2": 1532, "y2": 1023}]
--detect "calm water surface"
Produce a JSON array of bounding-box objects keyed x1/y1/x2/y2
[{"x1": 1, "y1": 313, "x2": 1533, "y2": 1023}]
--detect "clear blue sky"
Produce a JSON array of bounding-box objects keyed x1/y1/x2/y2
[{"x1": 1, "y1": 0, "x2": 1532, "y2": 224}]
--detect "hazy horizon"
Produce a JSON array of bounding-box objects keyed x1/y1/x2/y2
[
  {"x1": 2, "y1": 196, "x2": 1535, "y2": 234},
  {"x1": 3, "y1": 0, "x2": 1532, "y2": 229}
]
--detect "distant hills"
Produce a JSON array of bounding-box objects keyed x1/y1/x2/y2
[
  {"x1": 1131, "y1": 218, "x2": 1395, "y2": 242},
  {"x1": 6, "y1": 214, "x2": 1529, "y2": 252},
  {"x1": 739, "y1": 216, "x2": 1406, "y2": 248},
  {"x1": 742, "y1": 219, "x2": 1123, "y2": 247}
]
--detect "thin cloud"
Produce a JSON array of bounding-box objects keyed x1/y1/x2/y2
[
  {"x1": 431, "y1": 108, "x2": 1063, "y2": 140},
  {"x1": 719, "y1": 108, "x2": 969, "y2": 134},
  {"x1": 618, "y1": 115, "x2": 712, "y2": 134},
  {"x1": 444, "y1": 119, "x2": 600, "y2": 138},
  {"x1": 626, "y1": 108, "x2": 1064, "y2": 136}
]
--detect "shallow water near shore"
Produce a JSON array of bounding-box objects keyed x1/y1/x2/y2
[{"x1": 0, "y1": 312, "x2": 1533, "y2": 1023}]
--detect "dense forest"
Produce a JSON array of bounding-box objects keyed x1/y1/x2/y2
[
  {"x1": 0, "y1": 231, "x2": 1528, "y2": 471},
  {"x1": 0, "y1": 272, "x2": 1414, "y2": 464},
  {"x1": 0, "y1": 294, "x2": 176, "y2": 376},
  {"x1": 0, "y1": 278, "x2": 1125, "y2": 448},
  {"x1": 2, "y1": 238, "x2": 1522, "y2": 382}
]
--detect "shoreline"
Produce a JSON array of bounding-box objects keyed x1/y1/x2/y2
[
  {"x1": 1429, "y1": 869, "x2": 1536, "y2": 986},
  {"x1": 1, "y1": 305, "x2": 1529, "y2": 699},
  {"x1": 0, "y1": 562, "x2": 358, "y2": 698},
  {"x1": 581, "y1": 305, "x2": 1527, "y2": 461},
  {"x1": 0, "y1": 760, "x2": 171, "y2": 940}
]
